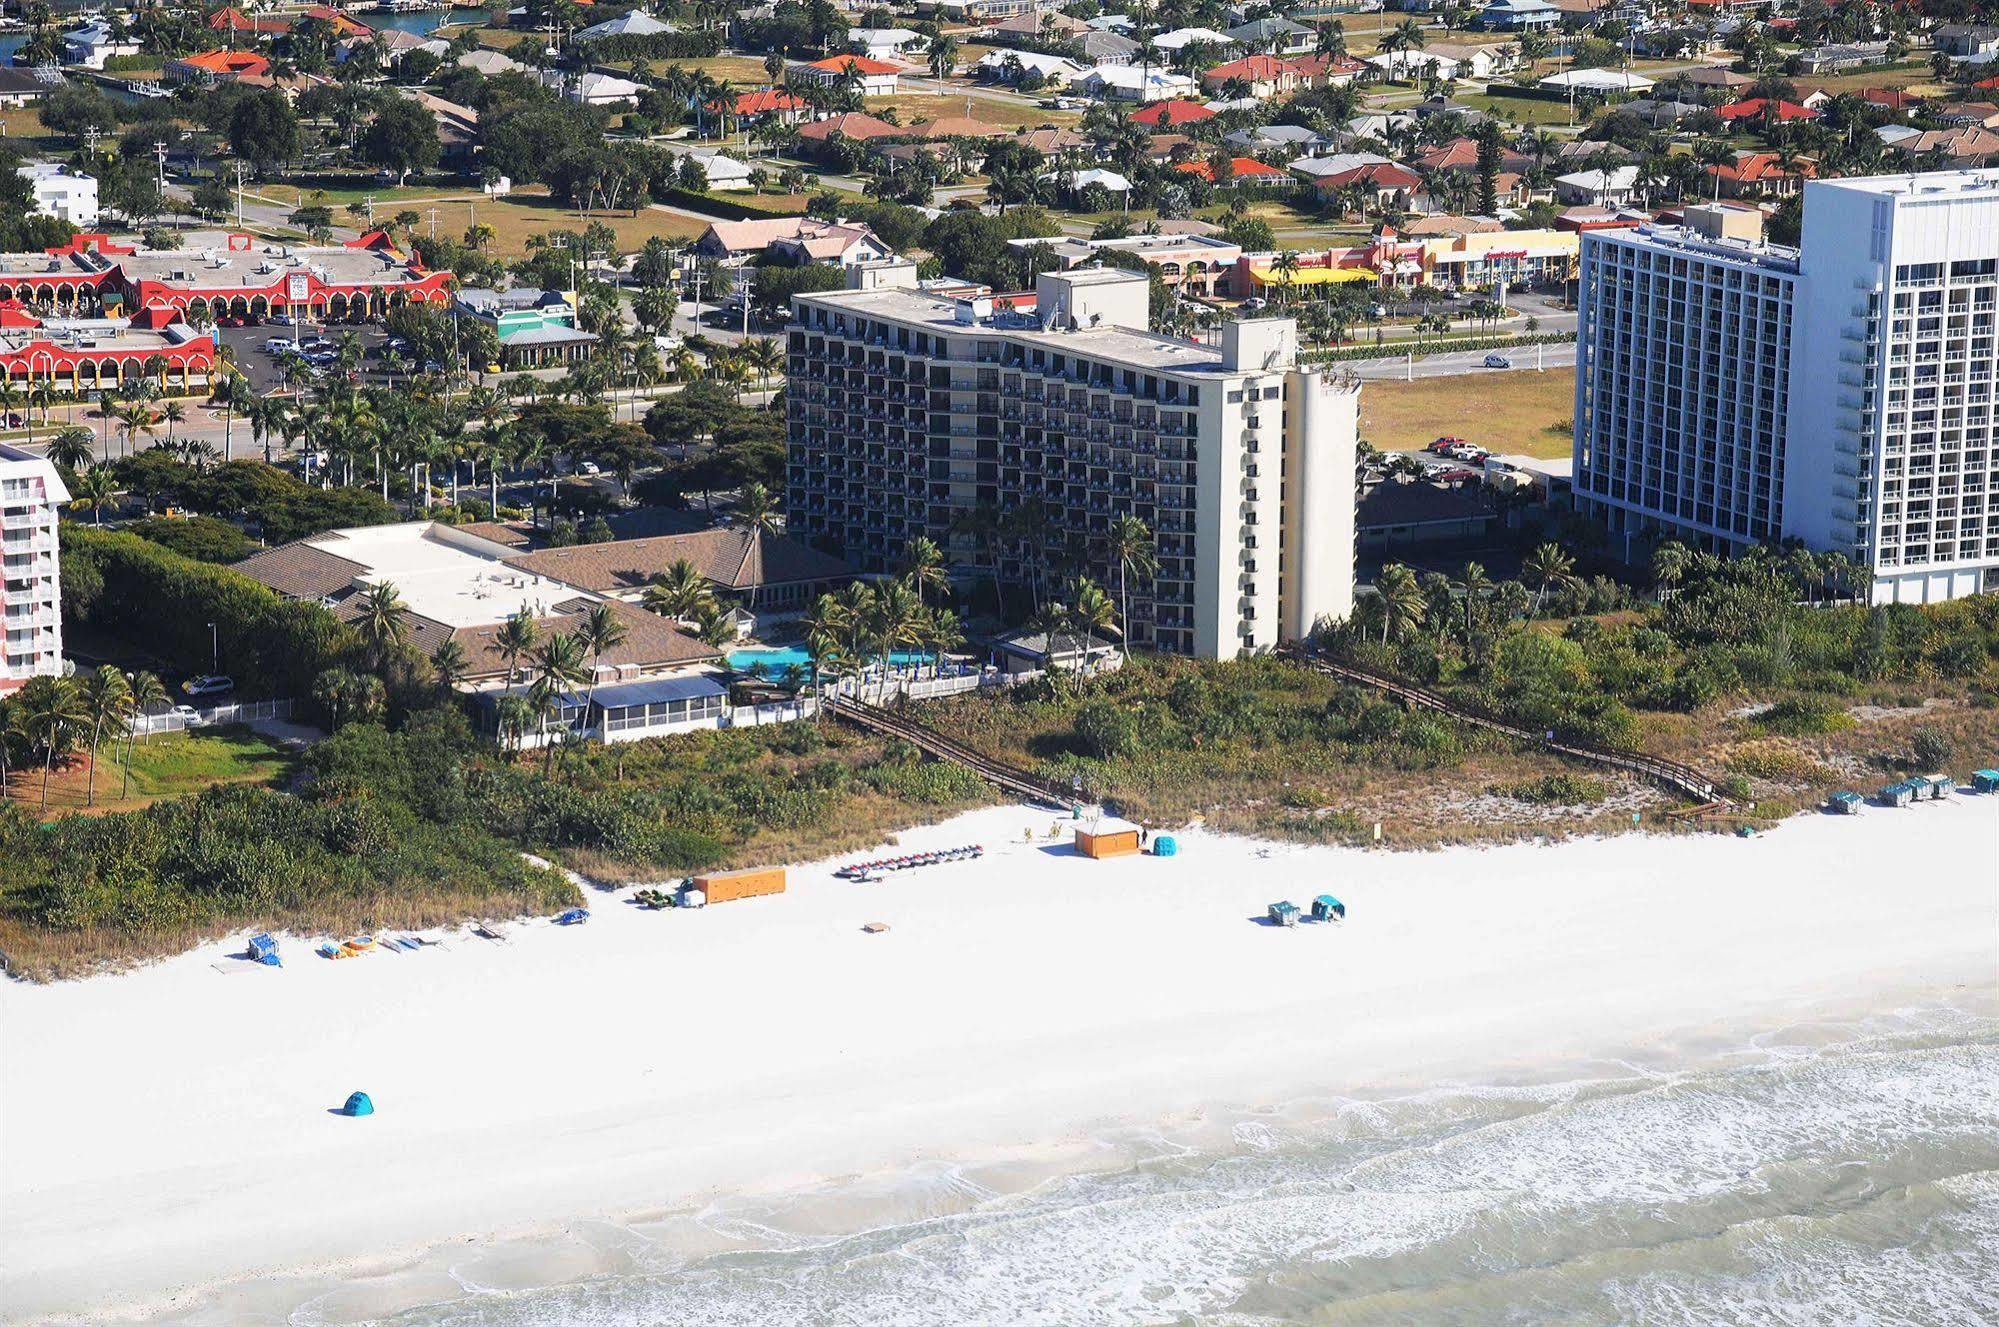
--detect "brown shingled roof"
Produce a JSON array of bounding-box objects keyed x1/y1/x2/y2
[
  {"x1": 450, "y1": 598, "x2": 718, "y2": 681},
  {"x1": 234, "y1": 540, "x2": 368, "y2": 601},
  {"x1": 503, "y1": 528, "x2": 858, "y2": 596}
]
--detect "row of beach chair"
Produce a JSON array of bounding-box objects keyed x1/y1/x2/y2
[
  {"x1": 317, "y1": 934, "x2": 428, "y2": 959},
  {"x1": 837, "y1": 845, "x2": 985, "y2": 880}
]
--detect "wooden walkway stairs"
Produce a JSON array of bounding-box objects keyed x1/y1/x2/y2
[
  {"x1": 824, "y1": 695, "x2": 1075, "y2": 808},
  {"x1": 1288, "y1": 650, "x2": 1731, "y2": 808}
]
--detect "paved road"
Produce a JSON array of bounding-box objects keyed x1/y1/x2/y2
[{"x1": 1350, "y1": 342, "x2": 1576, "y2": 381}]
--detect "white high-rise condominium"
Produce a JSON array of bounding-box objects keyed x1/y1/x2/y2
[
  {"x1": 1574, "y1": 170, "x2": 1999, "y2": 602},
  {"x1": 786, "y1": 266, "x2": 1360, "y2": 658},
  {"x1": 0, "y1": 442, "x2": 69, "y2": 693}
]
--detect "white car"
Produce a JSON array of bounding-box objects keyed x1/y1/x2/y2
[
  {"x1": 264, "y1": 338, "x2": 297, "y2": 353},
  {"x1": 182, "y1": 674, "x2": 234, "y2": 697},
  {"x1": 576, "y1": 461, "x2": 601, "y2": 476},
  {"x1": 169, "y1": 704, "x2": 209, "y2": 728}
]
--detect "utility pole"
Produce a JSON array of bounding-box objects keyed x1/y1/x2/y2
[
  {"x1": 363, "y1": 193, "x2": 375, "y2": 226},
  {"x1": 233, "y1": 161, "x2": 246, "y2": 228},
  {"x1": 427, "y1": 206, "x2": 439, "y2": 242}
]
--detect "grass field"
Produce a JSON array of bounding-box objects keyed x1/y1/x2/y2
[
  {"x1": 1359, "y1": 366, "x2": 1576, "y2": 459},
  {"x1": 867, "y1": 92, "x2": 1080, "y2": 132},
  {"x1": 1451, "y1": 90, "x2": 1586, "y2": 127},
  {"x1": 8, "y1": 725, "x2": 295, "y2": 816}
]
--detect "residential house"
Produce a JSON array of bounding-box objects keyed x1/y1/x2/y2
[
  {"x1": 18, "y1": 164, "x2": 98, "y2": 227},
  {"x1": 1365, "y1": 50, "x2": 1461, "y2": 80},
  {"x1": 1934, "y1": 24, "x2": 1999, "y2": 61},
  {"x1": 548, "y1": 70, "x2": 648, "y2": 106},
  {"x1": 0, "y1": 68, "x2": 61, "y2": 109},
  {"x1": 1226, "y1": 124, "x2": 1334, "y2": 154},
  {"x1": 1935, "y1": 101, "x2": 1999, "y2": 128},
  {"x1": 1794, "y1": 41, "x2": 1890, "y2": 73},
  {"x1": 1132, "y1": 98, "x2": 1216, "y2": 127},
  {"x1": 1618, "y1": 96, "x2": 1703, "y2": 128},
  {"x1": 1295, "y1": 157, "x2": 1422, "y2": 211},
  {"x1": 984, "y1": 8, "x2": 1090, "y2": 41},
  {"x1": 1016, "y1": 126, "x2": 1092, "y2": 155},
  {"x1": 1045, "y1": 166, "x2": 1134, "y2": 197},
  {"x1": 794, "y1": 54, "x2": 900, "y2": 95},
  {"x1": 723, "y1": 86, "x2": 812, "y2": 126},
  {"x1": 1555, "y1": 165, "x2": 1640, "y2": 206},
  {"x1": 1657, "y1": 66, "x2": 1751, "y2": 100},
  {"x1": 166, "y1": 50, "x2": 273, "y2": 84},
  {"x1": 973, "y1": 49, "x2": 1089, "y2": 84},
  {"x1": 792, "y1": 111, "x2": 902, "y2": 157},
  {"x1": 1538, "y1": 68, "x2": 1654, "y2": 95},
  {"x1": 574, "y1": 9, "x2": 676, "y2": 41},
  {"x1": 1705, "y1": 150, "x2": 1814, "y2": 199},
  {"x1": 1424, "y1": 42, "x2": 1518, "y2": 80},
  {"x1": 61, "y1": 20, "x2": 140, "y2": 69},
  {"x1": 1076, "y1": 30, "x2": 1141, "y2": 64},
  {"x1": 768, "y1": 222, "x2": 893, "y2": 267},
  {"x1": 1876, "y1": 124, "x2": 1999, "y2": 164},
  {"x1": 1477, "y1": 0, "x2": 1560, "y2": 30},
  {"x1": 685, "y1": 150, "x2": 756, "y2": 190},
  {"x1": 1080, "y1": 65, "x2": 1197, "y2": 99},
  {"x1": 1150, "y1": 26, "x2": 1237, "y2": 52},
  {"x1": 1223, "y1": 16, "x2": 1316, "y2": 55},
  {"x1": 694, "y1": 215, "x2": 890, "y2": 266},
  {"x1": 456, "y1": 48, "x2": 526, "y2": 76},
  {"x1": 846, "y1": 26, "x2": 923, "y2": 59},
  {"x1": 1715, "y1": 96, "x2": 1820, "y2": 126},
  {"x1": 1174, "y1": 156, "x2": 1296, "y2": 187},
  {"x1": 1291, "y1": 52, "x2": 1367, "y2": 86},
  {"x1": 1200, "y1": 54, "x2": 1309, "y2": 98}
]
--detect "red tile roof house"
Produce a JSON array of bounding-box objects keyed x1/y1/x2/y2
[
  {"x1": 793, "y1": 54, "x2": 900, "y2": 95},
  {"x1": 1174, "y1": 156, "x2": 1296, "y2": 187},
  {"x1": 1132, "y1": 99, "x2": 1215, "y2": 128},
  {"x1": 791, "y1": 111, "x2": 903, "y2": 160},
  {"x1": 1715, "y1": 97, "x2": 1821, "y2": 126},
  {"x1": 166, "y1": 49, "x2": 271, "y2": 83},
  {"x1": 1305, "y1": 161, "x2": 1423, "y2": 212},
  {"x1": 1705, "y1": 150, "x2": 1815, "y2": 199},
  {"x1": 1290, "y1": 53, "x2": 1367, "y2": 87},
  {"x1": 1199, "y1": 54, "x2": 1309, "y2": 98},
  {"x1": 716, "y1": 87, "x2": 812, "y2": 127}
]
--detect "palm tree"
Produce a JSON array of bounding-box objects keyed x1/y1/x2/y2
[
  {"x1": 929, "y1": 33, "x2": 959, "y2": 79},
  {"x1": 738, "y1": 337, "x2": 783, "y2": 399},
  {"x1": 1374, "y1": 563, "x2": 1425, "y2": 644},
  {"x1": 1521, "y1": 542, "x2": 1579, "y2": 614},
  {"x1": 1650, "y1": 540, "x2": 1689, "y2": 602},
  {"x1": 643, "y1": 558, "x2": 714, "y2": 620},
  {"x1": 429, "y1": 639, "x2": 469, "y2": 694},
  {"x1": 67, "y1": 466, "x2": 118, "y2": 525},
  {"x1": 1103, "y1": 515, "x2": 1156, "y2": 660},
  {"x1": 1271, "y1": 249, "x2": 1301, "y2": 307},
  {"x1": 573, "y1": 601, "x2": 627, "y2": 710},
  {"x1": 1068, "y1": 576, "x2": 1120, "y2": 675},
  {"x1": 354, "y1": 581, "x2": 409, "y2": 669},
  {"x1": 926, "y1": 606, "x2": 966, "y2": 678},
  {"x1": 494, "y1": 693, "x2": 534, "y2": 756},
  {"x1": 19, "y1": 676, "x2": 88, "y2": 810},
  {"x1": 123, "y1": 671, "x2": 168, "y2": 797},
  {"x1": 527, "y1": 632, "x2": 591, "y2": 769},
  {"x1": 899, "y1": 535, "x2": 949, "y2": 608},
  {"x1": 81, "y1": 666, "x2": 132, "y2": 807},
  {"x1": 1453, "y1": 561, "x2": 1492, "y2": 637},
  {"x1": 496, "y1": 608, "x2": 540, "y2": 687},
  {"x1": 45, "y1": 427, "x2": 94, "y2": 474}
]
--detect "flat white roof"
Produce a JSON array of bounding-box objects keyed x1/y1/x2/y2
[
  {"x1": 303, "y1": 523, "x2": 597, "y2": 628},
  {"x1": 1810, "y1": 168, "x2": 1999, "y2": 199}
]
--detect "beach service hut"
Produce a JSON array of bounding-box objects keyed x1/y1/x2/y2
[
  {"x1": 341, "y1": 1091, "x2": 374, "y2": 1117},
  {"x1": 1152, "y1": 833, "x2": 1178, "y2": 856},
  {"x1": 1973, "y1": 769, "x2": 1999, "y2": 794},
  {"x1": 1877, "y1": 781, "x2": 1915, "y2": 807},
  {"x1": 1925, "y1": 774, "x2": 1955, "y2": 798},
  {"x1": 1312, "y1": 894, "x2": 1346, "y2": 921},
  {"x1": 248, "y1": 933, "x2": 280, "y2": 966},
  {"x1": 692, "y1": 866, "x2": 786, "y2": 903},
  {"x1": 1075, "y1": 816, "x2": 1142, "y2": 859},
  {"x1": 1268, "y1": 900, "x2": 1301, "y2": 927},
  {"x1": 1827, "y1": 791, "x2": 1863, "y2": 815}
]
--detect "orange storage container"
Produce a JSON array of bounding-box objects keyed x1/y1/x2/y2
[{"x1": 693, "y1": 866, "x2": 787, "y2": 903}]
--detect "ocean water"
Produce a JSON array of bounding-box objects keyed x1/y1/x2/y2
[{"x1": 202, "y1": 1007, "x2": 1999, "y2": 1327}]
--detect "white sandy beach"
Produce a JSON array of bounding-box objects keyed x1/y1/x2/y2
[{"x1": 3, "y1": 797, "x2": 1996, "y2": 1324}]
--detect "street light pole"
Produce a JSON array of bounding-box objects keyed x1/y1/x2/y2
[{"x1": 208, "y1": 622, "x2": 218, "y2": 674}]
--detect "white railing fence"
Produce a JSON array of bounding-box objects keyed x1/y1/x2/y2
[{"x1": 129, "y1": 698, "x2": 295, "y2": 736}]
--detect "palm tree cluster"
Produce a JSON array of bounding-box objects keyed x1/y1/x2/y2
[
  {"x1": 0, "y1": 666, "x2": 169, "y2": 810},
  {"x1": 1357, "y1": 544, "x2": 1598, "y2": 659},
  {"x1": 799, "y1": 568, "x2": 967, "y2": 708}
]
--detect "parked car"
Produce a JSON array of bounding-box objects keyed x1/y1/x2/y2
[
  {"x1": 169, "y1": 704, "x2": 209, "y2": 728},
  {"x1": 183, "y1": 674, "x2": 234, "y2": 697},
  {"x1": 576, "y1": 460, "x2": 601, "y2": 476},
  {"x1": 1425, "y1": 436, "x2": 1464, "y2": 454},
  {"x1": 1483, "y1": 353, "x2": 1513, "y2": 369},
  {"x1": 1434, "y1": 467, "x2": 1480, "y2": 483},
  {"x1": 264, "y1": 337, "x2": 297, "y2": 354},
  {"x1": 1240, "y1": 297, "x2": 1267, "y2": 312}
]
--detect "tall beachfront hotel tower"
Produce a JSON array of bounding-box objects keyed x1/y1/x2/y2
[
  {"x1": 786, "y1": 265, "x2": 1361, "y2": 657},
  {"x1": 1575, "y1": 171, "x2": 1999, "y2": 603},
  {"x1": 0, "y1": 442, "x2": 68, "y2": 693}
]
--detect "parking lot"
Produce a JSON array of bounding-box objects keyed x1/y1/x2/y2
[{"x1": 216, "y1": 323, "x2": 410, "y2": 394}]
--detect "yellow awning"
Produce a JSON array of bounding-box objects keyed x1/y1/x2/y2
[{"x1": 1247, "y1": 266, "x2": 1377, "y2": 286}]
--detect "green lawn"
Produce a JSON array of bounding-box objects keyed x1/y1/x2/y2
[
  {"x1": 1360, "y1": 365, "x2": 1577, "y2": 460},
  {"x1": 118, "y1": 726, "x2": 296, "y2": 800}
]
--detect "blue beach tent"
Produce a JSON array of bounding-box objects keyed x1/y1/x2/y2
[
  {"x1": 1312, "y1": 895, "x2": 1346, "y2": 921},
  {"x1": 1152, "y1": 834, "x2": 1178, "y2": 856},
  {"x1": 342, "y1": 1091, "x2": 374, "y2": 1117},
  {"x1": 248, "y1": 933, "x2": 280, "y2": 966},
  {"x1": 1974, "y1": 769, "x2": 1999, "y2": 794}
]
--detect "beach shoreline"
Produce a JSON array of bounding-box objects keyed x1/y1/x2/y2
[{"x1": 4, "y1": 798, "x2": 1995, "y2": 1325}]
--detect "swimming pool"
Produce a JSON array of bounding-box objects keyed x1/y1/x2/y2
[{"x1": 726, "y1": 646, "x2": 932, "y2": 673}]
